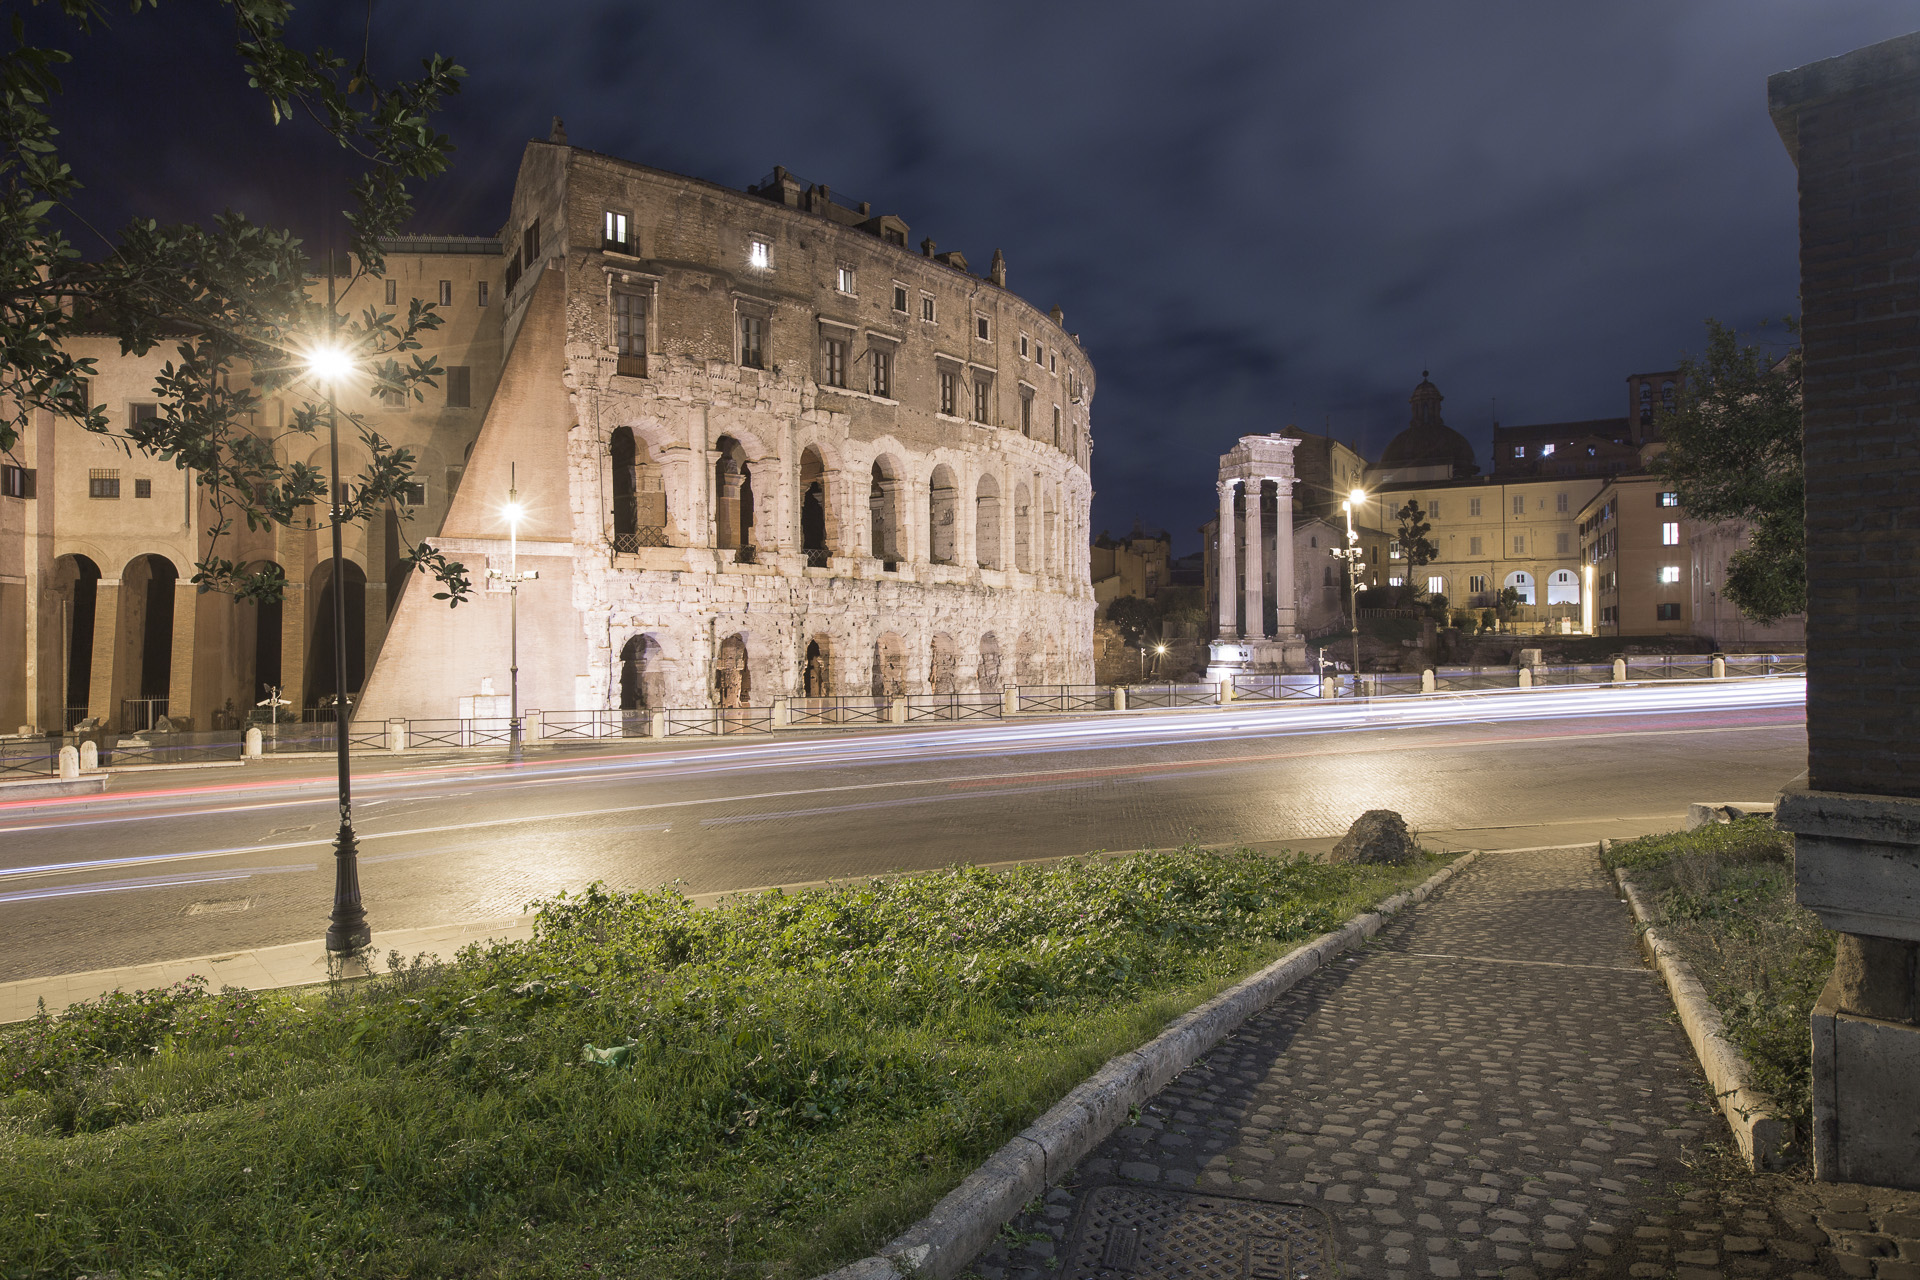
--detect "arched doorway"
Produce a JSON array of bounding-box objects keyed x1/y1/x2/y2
[
  {"x1": 802, "y1": 635, "x2": 833, "y2": 698},
  {"x1": 52, "y1": 554, "x2": 100, "y2": 728},
  {"x1": 928, "y1": 464, "x2": 957, "y2": 564},
  {"x1": 118, "y1": 554, "x2": 177, "y2": 730},
  {"x1": 619, "y1": 634, "x2": 665, "y2": 712},
  {"x1": 975, "y1": 474, "x2": 1002, "y2": 569},
  {"x1": 612, "y1": 427, "x2": 667, "y2": 550},
  {"x1": 872, "y1": 631, "x2": 907, "y2": 698},
  {"x1": 715, "y1": 633, "x2": 750, "y2": 708},
  {"x1": 977, "y1": 632, "x2": 1003, "y2": 693},
  {"x1": 929, "y1": 632, "x2": 959, "y2": 694},
  {"x1": 799, "y1": 446, "x2": 830, "y2": 560},
  {"x1": 1546, "y1": 569, "x2": 1580, "y2": 605},
  {"x1": 307, "y1": 560, "x2": 367, "y2": 717},
  {"x1": 1504, "y1": 570, "x2": 1536, "y2": 606},
  {"x1": 869, "y1": 457, "x2": 902, "y2": 563},
  {"x1": 713, "y1": 436, "x2": 753, "y2": 550},
  {"x1": 249, "y1": 560, "x2": 285, "y2": 708}
]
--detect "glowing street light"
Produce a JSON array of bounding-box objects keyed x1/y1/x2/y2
[
  {"x1": 1333, "y1": 490, "x2": 1368, "y2": 693},
  {"x1": 303, "y1": 343, "x2": 355, "y2": 386},
  {"x1": 487, "y1": 467, "x2": 539, "y2": 763}
]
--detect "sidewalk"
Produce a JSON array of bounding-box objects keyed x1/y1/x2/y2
[{"x1": 967, "y1": 846, "x2": 1920, "y2": 1280}]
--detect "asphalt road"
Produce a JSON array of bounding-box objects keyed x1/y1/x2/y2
[{"x1": 0, "y1": 681, "x2": 1807, "y2": 983}]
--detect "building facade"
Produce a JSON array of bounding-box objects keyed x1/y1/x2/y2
[{"x1": 356, "y1": 139, "x2": 1094, "y2": 721}]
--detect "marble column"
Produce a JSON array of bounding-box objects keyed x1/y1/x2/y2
[
  {"x1": 85, "y1": 579, "x2": 120, "y2": 726},
  {"x1": 1273, "y1": 473, "x2": 1297, "y2": 637},
  {"x1": 1215, "y1": 481, "x2": 1237, "y2": 638},
  {"x1": 166, "y1": 580, "x2": 198, "y2": 726},
  {"x1": 1243, "y1": 480, "x2": 1265, "y2": 639}
]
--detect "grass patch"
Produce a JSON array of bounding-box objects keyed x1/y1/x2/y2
[
  {"x1": 1, "y1": 846, "x2": 1445, "y2": 1279},
  {"x1": 1602, "y1": 818, "x2": 1833, "y2": 1146}
]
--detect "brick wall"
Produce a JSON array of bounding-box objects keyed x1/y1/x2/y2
[{"x1": 1770, "y1": 33, "x2": 1920, "y2": 799}]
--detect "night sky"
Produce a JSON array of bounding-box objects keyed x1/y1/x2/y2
[{"x1": 39, "y1": 1, "x2": 1919, "y2": 552}]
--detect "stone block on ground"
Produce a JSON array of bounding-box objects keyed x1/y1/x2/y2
[{"x1": 1327, "y1": 809, "x2": 1419, "y2": 865}]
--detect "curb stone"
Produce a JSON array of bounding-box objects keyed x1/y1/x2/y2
[
  {"x1": 1604, "y1": 837, "x2": 1793, "y2": 1171},
  {"x1": 812, "y1": 850, "x2": 1481, "y2": 1280}
]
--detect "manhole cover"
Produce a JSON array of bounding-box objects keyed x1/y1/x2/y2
[{"x1": 1062, "y1": 1186, "x2": 1333, "y2": 1279}]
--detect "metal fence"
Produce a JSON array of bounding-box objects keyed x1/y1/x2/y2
[
  {"x1": 1723, "y1": 653, "x2": 1806, "y2": 677},
  {"x1": 0, "y1": 742, "x2": 55, "y2": 777},
  {"x1": 1127, "y1": 683, "x2": 1221, "y2": 709},
  {"x1": 1628, "y1": 656, "x2": 1716, "y2": 681},
  {"x1": 539, "y1": 709, "x2": 650, "y2": 740},
  {"x1": 100, "y1": 730, "x2": 250, "y2": 766},
  {"x1": 1531, "y1": 663, "x2": 1617, "y2": 686},
  {"x1": 788, "y1": 696, "x2": 892, "y2": 727},
  {"x1": 1229, "y1": 674, "x2": 1324, "y2": 701},
  {"x1": 119, "y1": 698, "x2": 170, "y2": 732},
  {"x1": 664, "y1": 706, "x2": 774, "y2": 736},
  {"x1": 1017, "y1": 685, "x2": 1116, "y2": 712},
  {"x1": 407, "y1": 718, "x2": 513, "y2": 749},
  {"x1": 1431, "y1": 667, "x2": 1516, "y2": 692},
  {"x1": 905, "y1": 692, "x2": 1004, "y2": 722},
  {"x1": 1367, "y1": 673, "x2": 1427, "y2": 698}
]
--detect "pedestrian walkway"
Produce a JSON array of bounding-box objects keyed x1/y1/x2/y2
[{"x1": 969, "y1": 847, "x2": 1736, "y2": 1279}]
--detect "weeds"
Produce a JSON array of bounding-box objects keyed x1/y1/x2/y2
[{"x1": 0, "y1": 845, "x2": 1441, "y2": 1279}]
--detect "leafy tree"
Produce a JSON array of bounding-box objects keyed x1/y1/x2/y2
[
  {"x1": 1392, "y1": 499, "x2": 1436, "y2": 601},
  {"x1": 1495, "y1": 586, "x2": 1522, "y2": 624},
  {"x1": 1654, "y1": 318, "x2": 1803, "y2": 623},
  {"x1": 1105, "y1": 594, "x2": 1159, "y2": 651},
  {"x1": 0, "y1": 1, "x2": 470, "y2": 604}
]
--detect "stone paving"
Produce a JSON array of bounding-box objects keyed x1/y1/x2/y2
[{"x1": 963, "y1": 847, "x2": 1920, "y2": 1280}]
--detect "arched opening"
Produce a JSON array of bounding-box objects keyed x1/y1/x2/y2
[
  {"x1": 1504, "y1": 570, "x2": 1536, "y2": 607},
  {"x1": 799, "y1": 446, "x2": 829, "y2": 560},
  {"x1": 928, "y1": 464, "x2": 957, "y2": 565},
  {"x1": 869, "y1": 457, "x2": 902, "y2": 563},
  {"x1": 1013, "y1": 482, "x2": 1032, "y2": 572},
  {"x1": 619, "y1": 633, "x2": 666, "y2": 711},
  {"x1": 975, "y1": 474, "x2": 1002, "y2": 569},
  {"x1": 929, "y1": 632, "x2": 959, "y2": 694},
  {"x1": 611, "y1": 427, "x2": 668, "y2": 550},
  {"x1": 802, "y1": 635, "x2": 833, "y2": 697},
  {"x1": 715, "y1": 633, "x2": 750, "y2": 707},
  {"x1": 1014, "y1": 631, "x2": 1040, "y2": 686},
  {"x1": 52, "y1": 554, "x2": 100, "y2": 728},
  {"x1": 872, "y1": 631, "x2": 907, "y2": 697},
  {"x1": 249, "y1": 560, "x2": 285, "y2": 707},
  {"x1": 977, "y1": 632, "x2": 1003, "y2": 693},
  {"x1": 307, "y1": 560, "x2": 367, "y2": 716},
  {"x1": 713, "y1": 436, "x2": 753, "y2": 550},
  {"x1": 1546, "y1": 569, "x2": 1580, "y2": 605},
  {"x1": 118, "y1": 554, "x2": 177, "y2": 730}
]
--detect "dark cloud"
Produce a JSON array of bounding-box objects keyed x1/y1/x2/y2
[{"x1": 38, "y1": 0, "x2": 1918, "y2": 548}]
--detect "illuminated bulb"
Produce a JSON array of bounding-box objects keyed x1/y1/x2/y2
[
  {"x1": 1348, "y1": 488, "x2": 1367, "y2": 507},
  {"x1": 503, "y1": 500, "x2": 525, "y2": 526},
  {"x1": 304, "y1": 344, "x2": 354, "y2": 385}
]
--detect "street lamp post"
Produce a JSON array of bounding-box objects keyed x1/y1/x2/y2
[
  {"x1": 488, "y1": 465, "x2": 538, "y2": 763},
  {"x1": 1336, "y1": 488, "x2": 1367, "y2": 695},
  {"x1": 307, "y1": 274, "x2": 369, "y2": 955}
]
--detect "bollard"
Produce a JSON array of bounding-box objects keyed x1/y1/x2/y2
[
  {"x1": 79, "y1": 740, "x2": 99, "y2": 771},
  {"x1": 889, "y1": 698, "x2": 908, "y2": 725},
  {"x1": 649, "y1": 710, "x2": 666, "y2": 738},
  {"x1": 58, "y1": 745, "x2": 79, "y2": 780},
  {"x1": 1518, "y1": 667, "x2": 1532, "y2": 689},
  {"x1": 1612, "y1": 657, "x2": 1627, "y2": 683},
  {"x1": 1003, "y1": 686, "x2": 1020, "y2": 716},
  {"x1": 1220, "y1": 679, "x2": 1235, "y2": 703},
  {"x1": 1712, "y1": 656, "x2": 1726, "y2": 680},
  {"x1": 1322, "y1": 676, "x2": 1336, "y2": 699},
  {"x1": 772, "y1": 698, "x2": 789, "y2": 728},
  {"x1": 387, "y1": 718, "x2": 407, "y2": 751},
  {"x1": 1113, "y1": 686, "x2": 1128, "y2": 711},
  {"x1": 1422, "y1": 668, "x2": 1435, "y2": 694},
  {"x1": 524, "y1": 710, "x2": 543, "y2": 743},
  {"x1": 244, "y1": 727, "x2": 262, "y2": 759}
]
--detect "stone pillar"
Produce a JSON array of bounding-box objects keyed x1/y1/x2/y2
[
  {"x1": 1243, "y1": 480, "x2": 1265, "y2": 639},
  {"x1": 278, "y1": 580, "x2": 308, "y2": 717},
  {"x1": 716, "y1": 460, "x2": 743, "y2": 549},
  {"x1": 85, "y1": 579, "x2": 120, "y2": 727},
  {"x1": 1770, "y1": 32, "x2": 1920, "y2": 1191},
  {"x1": 1215, "y1": 481, "x2": 1237, "y2": 638},
  {"x1": 1273, "y1": 473, "x2": 1297, "y2": 637},
  {"x1": 165, "y1": 580, "x2": 197, "y2": 727}
]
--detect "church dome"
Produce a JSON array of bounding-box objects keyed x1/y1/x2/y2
[{"x1": 1379, "y1": 373, "x2": 1479, "y2": 477}]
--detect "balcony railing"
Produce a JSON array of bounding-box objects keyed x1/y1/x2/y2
[{"x1": 613, "y1": 525, "x2": 669, "y2": 552}]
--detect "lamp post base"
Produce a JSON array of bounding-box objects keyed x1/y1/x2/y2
[{"x1": 324, "y1": 822, "x2": 371, "y2": 954}]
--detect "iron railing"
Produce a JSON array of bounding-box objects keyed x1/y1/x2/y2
[
  {"x1": 407, "y1": 718, "x2": 513, "y2": 749},
  {"x1": 1127, "y1": 683, "x2": 1221, "y2": 709},
  {"x1": 1367, "y1": 673, "x2": 1426, "y2": 698},
  {"x1": 803, "y1": 547, "x2": 831, "y2": 568},
  {"x1": 1017, "y1": 685, "x2": 1115, "y2": 712},
  {"x1": 613, "y1": 525, "x2": 670, "y2": 552},
  {"x1": 1723, "y1": 653, "x2": 1805, "y2": 677},
  {"x1": 538, "y1": 709, "x2": 651, "y2": 740},
  {"x1": 119, "y1": 698, "x2": 170, "y2": 732},
  {"x1": 0, "y1": 743, "x2": 55, "y2": 777},
  {"x1": 1431, "y1": 667, "x2": 1516, "y2": 692},
  {"x1": 664, "y1": 706, "x2": 774, "y2": 736},
  {"x1": 787, "y1": 696, "x2": 891, "y2": 727},
  {"x1": 1531, "y1": 663, "x2": 1616, "y2": 686},
  {"x1": 905, "y1": 692, "x2": 1003, "y2": 722},
  {"x1": 1229, "y1": 674, "x2": 1324, "y2": 701},
  {"x1": 1628, "y1": 656, "x2": 1715, "y2": 681}
]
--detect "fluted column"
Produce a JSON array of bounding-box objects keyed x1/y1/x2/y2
[
  {"x1": 1215, "y1": 480, "x2": 1238, "y2": 638},
  {"x1": 1273, "y1": 473, "x2": 1297, "y2": 637},
  {"x1": 1243, "y1": 480, "x2": 1265, "y2": 639}
]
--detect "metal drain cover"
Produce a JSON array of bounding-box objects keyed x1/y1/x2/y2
[{"x1": 1062, "y1": 1186, "x2": 1334, "y2": 1279}]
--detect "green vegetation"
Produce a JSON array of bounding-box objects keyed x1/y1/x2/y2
[
  {"x1": 0, "y1": 848, "x2": 1446, "y2": 1279},
  {"x1": 1603, "y1": 818, "x2": 1833, "y2": 1145}
]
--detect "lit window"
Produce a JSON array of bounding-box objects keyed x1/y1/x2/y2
[
  {"x1": 836, "y1": 265, "x2": 855, "y2": 294},
  {"x1": 1540, "y1": 443, "x2": 1556, "y2": 456},
  {"x1": 604, "y1": 210, "x2": 630, "y2": 248},
  {"x1": 1662, "y1": 522, "x2": 1680, "y2": 546},
  {"x1": 1389, "y1": 576, "x2": 1405, "y2": 587},
  {"x1": 748, "y1": 239, "x2": 771, "y2": 270},
  {"x1": 1513, "y1": 445, "x2": 1526, "y2": 458},
  {"x1": 1657, "y1": 491, "x2": 1680, "y2": 507},
  {"x1": 1389, "y1": 540, "x2": 1403, "y2": 560},
  {"x1": 1659, "y1": 565, "x2": 1681, "y2": 584},
  {"x1": 1426, "y1": 575, "x2": 1446, "y2": 595},
  {"x1": 892, "y1": 285, "x2": 908, "y2": 313},
  {"x1": 437, "y1": 280, "x2": 452, "y2": 307},
  {"x1": 822, "y1": 337, "x2": 847, "y2": 388}
]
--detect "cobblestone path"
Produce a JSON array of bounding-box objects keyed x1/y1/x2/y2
[{"x1": 970, "y1": 847, "x2": 1728, "y2": 1280}]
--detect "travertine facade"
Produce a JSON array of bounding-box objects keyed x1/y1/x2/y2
[{"x1": 356, "y1": 139, "x2": 1094, "y2": 720}]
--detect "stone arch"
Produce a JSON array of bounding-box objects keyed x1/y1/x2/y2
[
  {"x1": 51, "y1": 554, "x2": 100, "y2": 728},
  {"x1": 306, "y1": 559, "x2": 367, "y2": 715},
  {"x1": 611, "y1": 426, "x2": 667, "y2": 550},
  {"x1": 872, "y1": 630, "x2": 908, "y2": 697},
  {"x1": 246, "y1": 559, "x2": 286, "y2": 709},
  {"x1": 1014, "y1": 631, "x2": 1040, "y2": 686},
  {"x1": 619, "y1": 633, "x2": 667, "y2": 711},
  {"x1": 869, "y1": 454, "x2": 904, "y2": 563},
  {"x1": 117, "y1": 553, "x2": 178, "y2": 730},
  {"x1": 977, "y1": 631, "x2": 1004, "y2": 693},
  {"x1": 713, "y1": 435, "x2": 754, "y2": 550},
  {"x1": 1504, "y1": 569, "x2": 1536, "y2": 606},
  {"x1": 1013, "y1": 481, "x2": 1032, "y2": 572},
  {"x1": 928, "y1": 463, "x2": 958, "y2": 565},
  {"x1": 975, "y1": 473, "x2": 1002, "y2": 569},
  {"x1": 802, "y1": 632, "x2": 834, "y2": 697},
  {"x1": 715, "y1": 632, "x2": 751, "y2": 707},
  {"x1": 1546, "y1": 569, "x2": 1580, "y2": 605},
  {"x1": 799, "y1": 444, "x2": 832, "y2": 556},
  {"x1": 929, "y1": 631, "x2": 959, "y2": 694}
]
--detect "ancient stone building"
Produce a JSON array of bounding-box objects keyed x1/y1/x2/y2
[{"x1": 355, "y1": 137, "x2": 1094, "y2": 720}]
